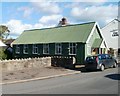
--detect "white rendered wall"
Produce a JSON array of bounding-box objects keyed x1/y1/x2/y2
[{"x1": 102, "y1": 19, "x2": 119, "y2": 50}]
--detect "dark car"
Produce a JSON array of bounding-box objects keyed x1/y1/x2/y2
[{"x1": 85, "y1": 54, "x2": 117, "y2": 71}]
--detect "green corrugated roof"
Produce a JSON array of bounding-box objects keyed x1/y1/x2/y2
[
  {"x1": 92, "y1": 38, "x2": 103, "y2": 48},
  {"x1": 12, "y1": 22, "x2": 95, "y2": 44}
]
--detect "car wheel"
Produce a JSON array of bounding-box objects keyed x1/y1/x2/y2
[
  {"x1": 113, "y1": 62, "x2": 117, "y2": 68},
  {"x1": 100, "y1": 64, "x2": 105, "y2": 71}
]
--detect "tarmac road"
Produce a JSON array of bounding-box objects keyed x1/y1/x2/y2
[{"x1": 2, "y1": 67, "x2": 119, "y2": 94}]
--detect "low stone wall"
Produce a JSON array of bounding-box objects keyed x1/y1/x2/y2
[
  {"x1": 0, "y1": 57, "x2": 51, "y2": 71},
  {"x1": 0, "y1": 56, "x2": 75, "y2": 72}
]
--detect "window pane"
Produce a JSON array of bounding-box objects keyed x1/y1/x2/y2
[
  {"x1": 23, "y1": 45, "x2": 28, "y2": 54},
  {"x1": 69, "y1": 43, "x2": 76, "y2": 55},
  {"x1": 73, "y1": 46, "x2": 76, "y2": 54},
  {"x1": 33, "y1": 44, "x2": 38, "y2": 54},
  {"x1": 43, "y1": 44, "x2": 49, "y2": 54},
  {"x1": 16, "y1": 45, "x2": 20, "y2": 54},
  {"x1": 55, "y1": 43, "x2": 62, "y2": 54}
]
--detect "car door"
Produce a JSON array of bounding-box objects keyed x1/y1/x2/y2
[
  {"x1": 109, "y1": 55, "x2": 115, "y2": 66},
  {"x1": 107, "y1": 54, "x2": 115, "y2": 67},
  {"x1": 104, "y1": 54, "x2": 109, "y2": 68},
  {"x1": 100, "y1": 55, "x2": 107, "y2": 68}
]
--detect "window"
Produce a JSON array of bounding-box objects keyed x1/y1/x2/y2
[
  {"x1": 43, "y1": 44, "x2": 49, "y2": 54},
  {"x1": 69, "y1": 43, "x2": 77, "y2": 55},
  {"x1": 86, "y1": 56, "x2": 97, "y2": 61},
  {"x1": 101, "y1": 55, "x2": 106, "y2": 59},
  {"x1": 106, "y1": 54, "x2": 112, "y2": 59},
  {"x1": 105, "y1": 54, "x2": 109, "y2": 59},
  {"x1": 32, "y1": 44, "x2": 38, "y2": 54},
  {"x1": 98, "y1": 56, "x2": 102, "y2": 60},
  {"x1": 16, "y1": 45, "x2": 20, "y2": 54},
  {"x1": 55, "y1": 43, "x2": 62, "y2": 55},
  {"x1": 23, "y1": 44, "x2": 28, "y2": 54}
]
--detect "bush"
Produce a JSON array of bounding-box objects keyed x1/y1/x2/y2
[{"x1": 0, "y1": 48, "x2": 7, "y2": 60}]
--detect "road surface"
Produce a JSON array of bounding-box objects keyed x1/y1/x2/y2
[{"x1": 2, "y1": 67, "x2": 119, "y2": 94}]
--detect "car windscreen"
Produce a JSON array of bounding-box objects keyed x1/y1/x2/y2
[{"x1": 86, "y1": 56, "x2": 97, "y2": 61}]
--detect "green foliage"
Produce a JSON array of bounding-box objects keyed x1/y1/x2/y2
[
  {"x1": 0, "y1": 25, "x2": 10, "y2": 39},
  {"x1": 0, "y1": 48, "x2": 7, "y2": 60}
]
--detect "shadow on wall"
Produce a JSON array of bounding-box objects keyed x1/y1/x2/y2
[
  {"x1": 105, "y1": 74, "x2": 120, "y2": 80},
  {"x1": 51, "y1": 57, "x2": 74, "y2": 68}
]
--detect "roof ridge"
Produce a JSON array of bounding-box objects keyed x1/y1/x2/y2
[
  {"x1": 102, "y1": 18, "x2": 119, "y2": 29},
  {"x1": 24, "y1": 21, "x2": 96, "y2": 32}
]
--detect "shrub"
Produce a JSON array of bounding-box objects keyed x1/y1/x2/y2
[{"x1": 0, "y1": 48, "x2": 7, "y2": 60}]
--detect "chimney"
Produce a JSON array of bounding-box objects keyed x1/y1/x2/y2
[
  {"x1": 57, "y1": 17, "x2": 68, "y2": 26},
  {"x1": 61, "y1": 17, "x2": 67, "y2": 25}
]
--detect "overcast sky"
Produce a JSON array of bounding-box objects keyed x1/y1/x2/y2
[{"x1": 1, "y1": 0, "x2": 119, "y2": 39}]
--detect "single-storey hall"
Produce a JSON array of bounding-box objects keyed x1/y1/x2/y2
[{"x1": 12, "y1": 22, "x2": 107, "y2": 64}]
